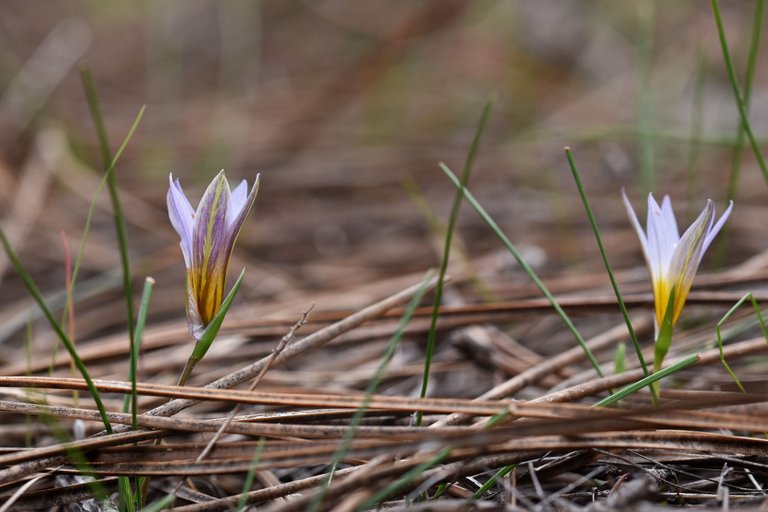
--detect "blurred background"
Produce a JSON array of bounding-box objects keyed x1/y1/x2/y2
[{"x1": 0, "y1": 0, "x2": 766, "y2": 346}]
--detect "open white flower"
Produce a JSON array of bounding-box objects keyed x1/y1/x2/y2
[{"x1": 623, "y1": 191, "x2": 732, "y2": 329}]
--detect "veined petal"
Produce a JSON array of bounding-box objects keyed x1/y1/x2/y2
[
  {"x1": 167, "y1": 174, "x2": 195, "y2": 267},
  {"x1": 168, "y1": 170, "x2": 259, "y2": 340},
  {"x1": 667, "y1": 200, "x2": 715, "y2": 323},
  {"x1": 191, "y1": 170, "x2": 232, "y2": 325}
]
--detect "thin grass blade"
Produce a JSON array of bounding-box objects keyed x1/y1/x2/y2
[
  {"x1": 715, "y1": 292, "x2": 768, "y2": 393},
  {"x1": 440, "y1": 163, "x2": 604, "y2": 377},
  {"x1": 80, "y1": 68, "x2": 137, "y2": 343},
  {"x1": 596, "y1": 353, "x2": 700, "y2": 407},
  {"x1": 710, "y1": 0, "x2": 768, "y2": 184},
  {"x1": 565, "y1": 148, "x2": 653, "y2": 400},
  {"x1": 418, "y1": 98, "x2": 494, "y2": 425},
  {"x1": 308, "y1": 270, "x2": 435, "y2": 512},
  {"x1": 0, "y1": 229, "x2": 112, "y2": 433},
  {"x1": 237, "y1": 437, "x2": 265, "y2": 512}
]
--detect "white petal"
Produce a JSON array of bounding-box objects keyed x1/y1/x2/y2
[
  {"x1": 703, "y1": 200, "x2": 733, "y2": 251},
  {"x1": 229, "y1": 179, "x2": 249, "y2": 226},
  {"x1": 167, "y1": 173, "x2": 195, "y2": 267},
  {"x1": 645, "y1": 193, "x2": 670, "y2": 279},
  {"x1": 622, "y1": 190, "x2": 654, "y2": 276},
  {"x1": 659, "y1": 195, "x2": 680, "y2": 246}
]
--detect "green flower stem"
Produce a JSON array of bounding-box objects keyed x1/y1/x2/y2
[{"x1": 652, "y1": 286, "x2": 677, "y2": 395}]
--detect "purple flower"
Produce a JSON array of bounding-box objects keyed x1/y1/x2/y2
[{"x1": 167, "y1": 170, "x2": 259, "y2": 339}]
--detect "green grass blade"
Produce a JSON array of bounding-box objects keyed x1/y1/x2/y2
[
  {"x1": 565, "y1": 148, "x2": 654, "y2": 400},
  {"x1": 614, "y1": 342, "x2": 626, "y2": 376},
  {"x1": 70, "y1": 106, "x2": 145, "y2": 294},
  {"x1": 403, "y1": 177, "x2": 496, "y2": 302},
  {"x1": 237, "y1": 437, "x2": 265, "y2": 512},
  {"x1": 177, "y1": 269, "x2": 245, "y2": 385},
  {"x1": 716, "y1": 0, "x2": 764, "y2": 264},
  {"x1": 418, "y1": 98, "x2": 494, "y2": 425},
  {"x1": 80, "y1": 68, "x2": 137, "y2": 344},
  {"x1": 725, "y1": 0, "x2": 764, "y2": 201},
  {"x1": 710, "y1": 0, "x2": 768, "y2": 184},
  {"x1": 472, "y1": 464, "x2": 515, "y2": 499},
  {"x1": 79, "y1": 68, "x2": 111, "y2": 165},
  {"x1": 636, "y1": 0, "x2": 655, "y2": 193},
  {"x1": 124, "y1": 277, "x2": 154, "y2": 431},
  {"x1": 686, "y1": 47, "x2": 706, "y2": 208},
  {"x1": 440, "y1": 163, "x2": 604, "y2": 378},
  {"x1": 54, "y1": 105, "x2": 144, "y2": 403},
  {"x1": 358, "y1": 447, "x2": 452, "y2": 510},
  {"x1": 140, "y1": 495, "x2": 176, "y2": 512},
  {"x1": 118, "y1": 476, "x2": 134, "y2": 512},
  {"x1": 715, "y1": 292, "x2": 768, "y2": 393},
  {"x1": 308, "y1": 271, "x2": 435, "y2": 512},
  {"x1": 0, "y1": 229, "x2": 112, "y2": 433},
  {"x1": 596, "y1": 353, "x2": 699, "y2": 407}
]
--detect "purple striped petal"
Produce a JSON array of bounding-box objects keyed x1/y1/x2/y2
[
  {"x1": 191, "y1": 170, "x2": 231, "y2": 325},
  {"x1": 168, "y1": 170, "x2": 259, "y2": 339}
]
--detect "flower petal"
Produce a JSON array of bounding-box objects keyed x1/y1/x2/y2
[
  {"x1": 658, "y1": 195, "x2": 680, "y2": 264},
  {"x1": 659, "y1": 195, "x2": 679, "y2": 240},
  {"x1": 167, "y1": 173, "x2": 195, "y2": 267},
  {"x1": 191, "y1": 170, "x2": 232, "y2": 325},
  {"x1": 703, "y1": 200, "x2": 733, "y2": 251},
  {"x1": 229, "y1": 179, "x2": 249, "y2": 226},
  {"x1": 224, "y1": 174, "x2": 260, "y2": 262},
  {"x1": 168, "y1": 169, "x2": 260, "y2": 339},
  {"x1": 667, "y1": 200, "x2": 715, "y2": 323},
  {"x1": 622, "y1": 190, "x2": 653, "y2": 273},
  {"x1": 645, "y1": 193, "x2": 670, "y2": 281},
  {"x1": 185, "y1": 269, "x2": 205, "y2": 340}
]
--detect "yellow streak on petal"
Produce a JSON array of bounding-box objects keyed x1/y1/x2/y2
[
  {"x1": 197, "y1": 178, "x2": 227, "y2": 325},
  {"x1": 672, "y1": 283, "x2": 692, "y2": 325},
  {"x1": 653, "y1": 276, "x2": 671, "y2": 328}
]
